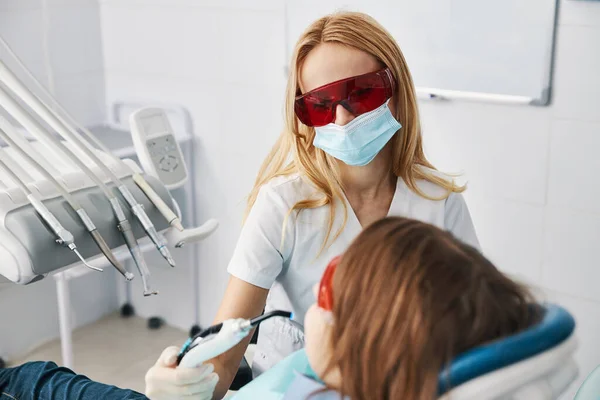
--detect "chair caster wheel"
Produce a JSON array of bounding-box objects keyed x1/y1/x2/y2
[
  {"x1": 120, "y1": 303, "x2": 135, "y2": 318},
  {"x1": 148, "y1": 316, "x2": 164, "y2": 330}
]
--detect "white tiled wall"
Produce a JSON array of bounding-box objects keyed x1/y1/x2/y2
[
  {"x1": 0, "y1": 0, "x2": 109, "y2": 361},
  {"x1": 422, "y1": 2, "x2": 600, "y2": 396},
  {"x1": 0, "y1": 0, "x2": 105, "y2": 124},
  {"x1": 542, "y1": 207, "x2": 600, "y2": 302},
  {"x1": 548, "y1": 119, "x2": 600, "y2": 213},
  {"x1": 99, "y1": 0, "x2": 287, "y2": 332},
  {"x1": 419, "y1": 101, "x2": 552, "y2": 205},
  {"x1": 553, "y1": 25, "x2": 600, "y2": 122},
  {"x1": 98, "y1": 0, "x2": 600, "y2": 396},
  {"x1": 0, "y1": 1, "x2": 47, "y2": 85}
]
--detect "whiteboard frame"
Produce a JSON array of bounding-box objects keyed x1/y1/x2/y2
[
  {"x1": 283, "y1": 0, "x2": 560, "y2": 107},
  {"x1": 416, "y1": 0, "x2": 559, "y2": 106}
]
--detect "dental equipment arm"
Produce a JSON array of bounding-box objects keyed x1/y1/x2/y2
[
  {"x1": 0, "y1": 65, "x2": 176, "y2": 268},
  {"x1": 53, "y1": 111, "x2": 183, "y2": 234},
  {"x1": 0, "y1": 150, "x2": 34, "y2": 184},
  {"x1": 0, "y1": 116, "x2": 65, "y2": 179},
  {"x1": 0, "y1": 89, "x2": 154, "y2": 286},
  {"x1": 0, "y1": 157, "x2": 101, "y2": 272},
  {"x1": 0, "y1": 119, "x2": 132, "y2": 280},
  {"x1": 0, "y1": 40, "x2": 183, "y2": 234},
  {"x1": 0, "y1": 108, "x2": 156, "y2": 295},
  {"x1": 0, "y1": 37, "x2": 183, "y2": 233},
  {"x1": 177, "y1": 311, "x2": 293, "y2": 368},
  {"x1": 132, "y1": 173, "x2": 180, "y2": 228}
]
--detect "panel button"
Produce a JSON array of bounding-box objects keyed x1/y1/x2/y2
[{"x1": 159, "y1": 155, "x2": 178, "y2": 172}]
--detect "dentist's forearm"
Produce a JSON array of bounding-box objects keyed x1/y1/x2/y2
[
  {"x1": 208, "y1": 276, "x2": 269, "y2": 398},
  {"x1": 210, "y1": 332, "x2": 255, "y2": 399}
]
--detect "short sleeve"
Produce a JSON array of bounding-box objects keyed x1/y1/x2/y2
[
  {"x1": 444, "y1": 193, "x2": 480, "y2": 250},
  {"x1": 227, "y1": 185, "x2": 295, "y2": 289}
]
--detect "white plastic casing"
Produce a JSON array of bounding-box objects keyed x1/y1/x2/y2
[
  {"x1": 0, "y1": 142, "x2": 141, "y2": 284},
  {"x1": 129, "y1": 107, "x2": 188, "y2": 190}
]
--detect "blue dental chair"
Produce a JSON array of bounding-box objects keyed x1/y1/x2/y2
[{"x1": 232, "y1": 304, "x2": 578, "y2": 399}]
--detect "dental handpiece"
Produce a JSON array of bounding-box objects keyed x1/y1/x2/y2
[
  {"x1": 0, "y1": 55, "x2": 175, "y2": 267},
  {"x1": 110, "y1": 196, "x2": 157, "y2": 296},
  {"x1": 0, "y1": 126, "x2": 156, "y2": 294},
  {"x1": 0, "y1": 121, "x2": 132, "y2": 279},
  {"x1": 132, "y1": 173, "x2": 182, "y2": 231},
  {"x1": 177, "y1": 311, "x2": 293, "y2": 368},
  {"x1": 0, "y1": 157, "x2": 102, "y2": 272},
  {"x1": 0, "y1": 89, "x2": 147, "y2": 279},
  {"x1": 1, "y1": 37, "x2": 182, "y2": 233},
  {"x1": 118, "y1": 185, "x2": 175, "y2": 267}
]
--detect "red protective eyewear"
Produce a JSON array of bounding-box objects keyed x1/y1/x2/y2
[
  {"x1": 295, "y1": 68, "x2": 395, "y2": 127},
  {"x1": 318, "y1": 255, "x2": 341, "y2": 311}
]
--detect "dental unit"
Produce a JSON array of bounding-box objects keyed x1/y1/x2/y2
[
  {"x1": 0, "y1": 118, "x2": 131, "y2": 280},
  {"x1": 0, "y1": 42, "x2": 175, "y2": 289},
  {"x1": 0, "y1": 75, "x2": 173, "y2": 294},
  {"x1": 0, "y1": 35, "x2": 185, "y2": 241},
  {"x1": 0, "y1": 36, "x2": 217, "y2": 295},
  {"x1": 0, "y1": 87, "x2": 152, "y2": 281},
  {"x1": 0, "y1": 157, "x2": 100, "y2": 273}
]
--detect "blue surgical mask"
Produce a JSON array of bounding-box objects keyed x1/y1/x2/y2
[{"x1": 312, "y1": 100, "x2": 402, "y2": 166}]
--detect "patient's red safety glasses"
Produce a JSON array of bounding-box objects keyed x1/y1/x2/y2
[
  {"x1": 294, "y1": 68, "x2": 395, "y2": 127},
  {"x1": 317, "y1": 255, "x2": 341, "y2": 311}
]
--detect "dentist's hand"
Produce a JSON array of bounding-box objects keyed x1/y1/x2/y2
[{"x1": 145, "y1": 346, "x2": 219, "y2": 400}]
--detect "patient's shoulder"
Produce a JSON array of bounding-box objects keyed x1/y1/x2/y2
[
  {"x1": 283, "y1": 373, "x2": 346, "y2": 399},
  {"x1": 233, "y1": 350, "x2": 316, "y2": 399}
]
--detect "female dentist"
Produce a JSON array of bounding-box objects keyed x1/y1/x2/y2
[{"x1": 146, "y1": 10, "x2": 479, "y2": 400}]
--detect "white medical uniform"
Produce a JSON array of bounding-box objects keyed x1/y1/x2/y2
[{"x1": 227, "y1": 170, "x2": 479, "y2": 377}]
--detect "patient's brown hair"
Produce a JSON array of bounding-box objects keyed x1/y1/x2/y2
[{"x1": 323, "y1": 217, "x2": 535, "y2": 400}]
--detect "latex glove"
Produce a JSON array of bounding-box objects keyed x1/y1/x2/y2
[{"x1": 145, "y1": 346, "x2": 219, "y2": 399}]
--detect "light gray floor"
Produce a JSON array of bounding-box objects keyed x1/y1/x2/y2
[
  {"x1": 9, "y1": 312, "x2": 253, "y2": 397},
  {"x1": 10, "y1": 312, "x2": 188, "y2": 394}
]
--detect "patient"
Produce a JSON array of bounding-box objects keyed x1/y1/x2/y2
[
  {"x1": 0, "y1": 217, "x2": 536, "y2": 400},
  {"x1": 236, "y1": 216, "x2": 537, "y2": 399}
]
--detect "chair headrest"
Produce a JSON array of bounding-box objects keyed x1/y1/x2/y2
[{"x1": 438, "y1": 303, "x2": 575, "y2": 394}]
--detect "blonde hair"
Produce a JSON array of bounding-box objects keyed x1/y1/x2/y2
[{"x1": 245, "y1": 11, "x2": 464, "y2": 252}]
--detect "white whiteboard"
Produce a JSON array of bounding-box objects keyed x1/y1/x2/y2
[{"x1": 285, "y1": 0, "x2": 559, "y2": 105}]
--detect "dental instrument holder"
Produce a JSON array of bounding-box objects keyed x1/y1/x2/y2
[
  {"x1": 0, "y1": 161, "x2": 173, "y2": 284},
  {"x1": 117, "y1": 102, "x2": 216, "y2": 334}
]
